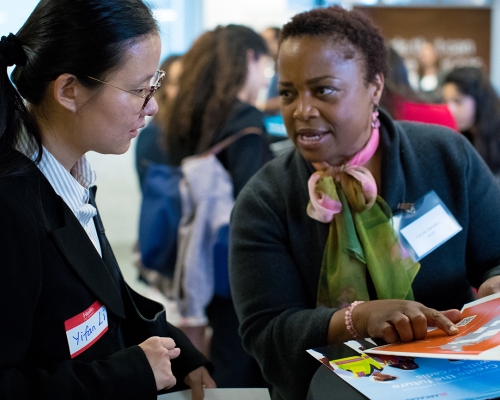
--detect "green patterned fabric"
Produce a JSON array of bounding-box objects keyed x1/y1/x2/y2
[{"x1": 315, "y1": 175, "x2": 420, "y2": 309}]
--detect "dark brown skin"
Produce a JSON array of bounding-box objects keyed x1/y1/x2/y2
[
  {"x1": 328, "y1": 300, "x2": 462, "y2": 345},
  {"x1": 278, "y1": 35, "x2": 500, "y2": 348}
]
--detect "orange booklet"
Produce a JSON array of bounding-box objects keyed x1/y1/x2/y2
[{"x1": 365, "y1": 293, "x2": 500, "y2": 360}]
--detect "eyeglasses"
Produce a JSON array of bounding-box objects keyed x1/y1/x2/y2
[{"x1": 86, "y1": 70, "x2": 166, "y2": 111}]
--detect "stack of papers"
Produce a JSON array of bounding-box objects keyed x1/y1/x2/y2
[{"x1": 308, "y1": 293, "x2": 500, "y2": 400}]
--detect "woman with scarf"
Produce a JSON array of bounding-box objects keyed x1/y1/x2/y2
[{"x1": 229, "y1": 6, "x2": 500, "y2": 400}]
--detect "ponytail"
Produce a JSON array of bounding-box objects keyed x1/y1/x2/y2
[{"x1": 0, "y1": 34, "x2": 42, "y2": 177}]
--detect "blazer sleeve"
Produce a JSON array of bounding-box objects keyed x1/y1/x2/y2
[{"x1": 0, "y1": 190, "x2": 157, "y2": 400}]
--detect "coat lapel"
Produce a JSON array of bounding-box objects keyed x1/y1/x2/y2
[
  {"x1": 49, "y1": 191, "x2": 126, "y2": 319},
  {"x1": 88, "y1": 186, "x2": 126, "y2": 292}
]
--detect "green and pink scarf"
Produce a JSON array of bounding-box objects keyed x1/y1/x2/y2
[{"x1": 307, "y1": 112, "x2": 420, "y2": 309}]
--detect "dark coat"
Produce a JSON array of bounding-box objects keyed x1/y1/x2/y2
[
  {"x1": 0, "y1": 155, "x2": 211, "y2": 399},
  {"x1": 229, "y1": 111, "x2": 500, "y2": 400}
]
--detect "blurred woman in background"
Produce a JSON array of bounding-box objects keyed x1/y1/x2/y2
[
  {"x1": 164, "y1": 24, "x2": 273, "y2": 388},
  {"x1": 381, "y1": 46, "x2": 457, "y2": 130},
  {"x1": 135, "y1": 54, "x2": 182, "y2": 188},
  {"x1": 417, "y1": 40, "x2": 442, "y2": 102},
  {"x1": 442, "y1": 66, "x2": 500, "y2": 175}
]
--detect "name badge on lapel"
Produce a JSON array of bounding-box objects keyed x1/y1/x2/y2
[
  {"x1": 64, "y1": 300, "x2": 108, "y2": 358},
  {"x1": 392, "y1": 190, "x2": 462, "y2": 261}
]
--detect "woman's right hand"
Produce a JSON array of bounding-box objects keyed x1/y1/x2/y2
[
  {"x1": 352, "y1": 300, "x2": 462, "y2": 343},
  {"x1": 139, "y1": 336, "x2": 181, "y2": 391}
]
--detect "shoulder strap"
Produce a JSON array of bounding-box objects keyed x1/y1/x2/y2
[{"x1": 204, "y1": 127, "x2": 263, "y2": 156}]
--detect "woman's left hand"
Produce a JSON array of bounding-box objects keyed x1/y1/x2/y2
[
  {"x1": 184, "y1": 366, "x2": 217, "y2": 400},
  {"x1": 478, "y1": 276, "x2": 500, "y2": 298}
]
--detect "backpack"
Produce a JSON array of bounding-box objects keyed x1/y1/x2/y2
[
  {"x1": 138, "y1": 127, "x2": 262, "y2": 320},
  {"x1": 138, "y1": 164, "x2": 182, "y2": 282}
]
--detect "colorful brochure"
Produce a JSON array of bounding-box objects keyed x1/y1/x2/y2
[
  {"x1": 307, "y1": 347, "x2": 500, "y2": 400},
  {"x1": 364, "y1": 293, "x2": 500, "y2": 361},
  {"x1": 307, "y1": 293, "x2": 500, "y2": 399}
]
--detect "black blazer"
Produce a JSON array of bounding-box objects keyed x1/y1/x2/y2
[{"x1": 0, "y1": 155, "x2": 211, "y2": 399}]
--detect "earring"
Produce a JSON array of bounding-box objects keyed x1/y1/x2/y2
[{"x1": 371, "y1": 106, "x2": 380, "y2": 129}]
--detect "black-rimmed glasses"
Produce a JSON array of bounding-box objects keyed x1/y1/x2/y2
[{"x1": 86, "y1": 70, "x2": 166, "y2": 111}]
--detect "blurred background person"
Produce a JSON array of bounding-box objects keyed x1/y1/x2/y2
[
  {"x1": 417, "y1": 40, "x2": 443, "y2": 102},
  {"x1": 260, "y1": 26, "x2": 281, "y2": 115},
  {"x1": 381, "y1": 46, "x2": 457, "y2": 130},
  {"x1": 134, "y1": 54, "x2": 183, "y2": 293},
  {"x1": 442, "y1": 66, "x2": 500, "y2": 176},
  {"x1": 259, "y1": 26, "x2": 291, "y2": 151},
  {"x1": 164, "y1": 24, "x2": 273, "y2": 388},
  {"x1": 135, "y1": 54, "x2": 182, "y2": 188}
]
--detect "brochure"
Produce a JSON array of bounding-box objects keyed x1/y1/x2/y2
[
  {"x1": 307, "y1": 347, "x2": 500, "y2": 400},
  {"x1": 307, "y1": 293, "x2": 500, "y2": 399},
  {"x1": 365, "y1": 293, "x2": 500, "y2": 361}
]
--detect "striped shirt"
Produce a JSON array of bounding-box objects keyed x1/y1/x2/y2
[{"x1": 16, "y1": 134, "x2": 102, "y2": 256}]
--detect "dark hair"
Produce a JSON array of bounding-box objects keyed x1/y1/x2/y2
[
  {"x1": 279, "y1": 5, "x2": 387, "y2": 85},
  {"x1": 165, "y1": 24, "x2": 268, "y2": 165},
  {"x1": 380, "y1": 46, "x2": 421, "y2": 117},
  {"x1": 443, "y1": 66, "x2": 500, "y2": 173},
  {"x1": 266, "y1": 27, "x2": 281, "y2": 40},
  {"x1": 443, "y1": 67, "x2": 500, "y2": 140},
  {"x1": 0, "y1": 0, "x2": 158, "y2": 176},
  {"x1": 153, "y1": 54, "x2": 182, "y2": 127}
]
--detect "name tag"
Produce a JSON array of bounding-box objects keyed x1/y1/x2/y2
[
  {"x1": 64, "y1": 301, "x2": 108, "y2": 358},
  {"x1": 400, "y1": 204, "x2": 462, "y2": 257},
  {"x1": 393, "y1": 191, "x2": 462, "y2": 261}
]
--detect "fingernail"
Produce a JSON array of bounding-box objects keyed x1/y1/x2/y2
[{"x1": 450, "y1": 326, "x2": 458, "y2": 333}]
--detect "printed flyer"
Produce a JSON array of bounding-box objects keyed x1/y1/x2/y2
[
  {"x1": 307, "y1": 293, "x2": 500, "y2": 399},
  {"x1": 307, "y1": 347, "x2": 500, "y2": 400},
  {"x1": 365, "y1": 293, "x2": 500, "y2": 361}
]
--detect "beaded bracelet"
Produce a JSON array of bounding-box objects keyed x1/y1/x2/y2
[{"x1": 344, "y1": 301, "x2": 364, "y2": 339}]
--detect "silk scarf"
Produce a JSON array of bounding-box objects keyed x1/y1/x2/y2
[{"x1": 307, "y1": 112, "x2": 420, "y2": 309}]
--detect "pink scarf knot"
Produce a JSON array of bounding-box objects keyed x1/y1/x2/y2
[{"x1": 307, "y1": 111, "x2": 380, "y2": 223}]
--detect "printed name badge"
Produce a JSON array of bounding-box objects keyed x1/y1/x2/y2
[
  {"x1": 64, "y1": 300, "x2": 108, "y2": 358},
  {"x1": 393, "y1": 190, "x2": 462, "y2": 261}
]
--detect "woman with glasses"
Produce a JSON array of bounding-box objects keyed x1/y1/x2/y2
[{"x1": 0, "y1": 0, "x2": 215, "y2": 399}]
